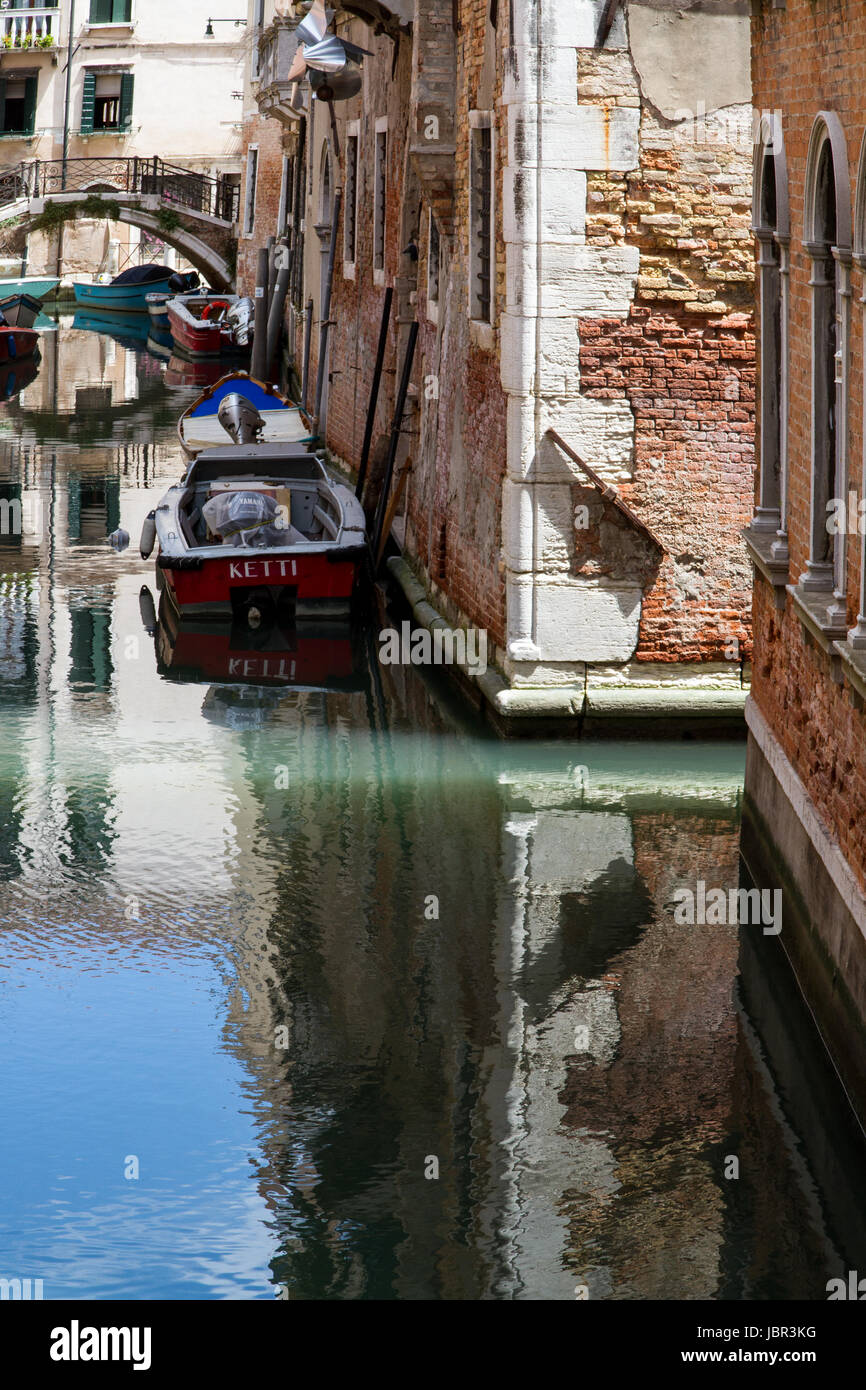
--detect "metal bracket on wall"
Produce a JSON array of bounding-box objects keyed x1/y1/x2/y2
[{"x1": 595, "y1": 0, "x2": 622, "y2": 49}]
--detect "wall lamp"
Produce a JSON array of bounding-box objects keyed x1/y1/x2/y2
[{"x1": 205, "y1": 17, "x2": 247, "y2": 37}]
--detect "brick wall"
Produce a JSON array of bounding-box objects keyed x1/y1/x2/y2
[
  {"x1": 750, "y1": 0, "x2": 866, "y2": 892},
  {"x1": 574, "y1": 37, "x2": 756, "y2": 666}
]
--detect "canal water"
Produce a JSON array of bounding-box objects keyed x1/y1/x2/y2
[{"x1": 0, "y1": 318, "x2": 864, "y2": 1301}]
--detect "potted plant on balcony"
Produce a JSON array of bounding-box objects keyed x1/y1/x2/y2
[
  {"x1": 18, "y1": 33, "x2": 33, "y2": 50},
  {"x1": 35, "y1": 33, "x2": 54, "y2": 49},
  {"x1": 1, "y1": 36, "x2": 11, "y2": 51}
]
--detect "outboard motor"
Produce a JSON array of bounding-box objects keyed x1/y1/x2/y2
[{"x1": 218, "y1": 392, "x2": 265, "y2": 445}]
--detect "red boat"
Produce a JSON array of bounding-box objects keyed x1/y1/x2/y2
[
  {"x1": 167, "y1": 293, "x2": 250, "y2": 360},
  {"x1": 142, "y1": 374, "x2": 367, "y2": 622},
  {"x1": 0, "y1": 326, "x2": 38, "y2": 363}
]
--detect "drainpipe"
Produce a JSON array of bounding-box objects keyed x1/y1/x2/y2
[
  {"x1": 500, "y1": 0, "x2": 543, "y2": 663},
  {"x1": 61, "y1": 0, "x2": 75, "y2": 190}
]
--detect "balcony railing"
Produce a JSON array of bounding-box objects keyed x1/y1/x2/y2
[{"x1": 1, "y1": 4, "x2": 60, "y2": 50}]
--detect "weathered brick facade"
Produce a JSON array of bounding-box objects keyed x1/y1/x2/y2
[
  {"x1": 744, "y1": 0, "x2": 866, "y2": 1113},
  {"x1": 239, "y1": 0, "x2": 756, "y2": 718}
]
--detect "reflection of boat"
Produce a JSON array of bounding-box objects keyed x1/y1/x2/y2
[
  {"x1": 72, "y1": 265, "x2": 198, "y2": 313},
  {"x1": 0, "y1": 275, "x2": 59, "y2": 302},
  {"x1": 151, "y1": 590, "x2": 366, "y2": 691},
  {"x1": 146, "y1": 326, "x2": 174, "y2": 359},
  {"x1": 146, "y1": 372, "x2": 366, "y2": 621},
  {"x1": 167, "y1": 293, "x2": 250, "y2": 360},
  {"x1": 0, "y1": 292, "x2": 43, "y2": 328},
  {"x1": 72, "y1": 309, "x2": 152, "y2": 349},
  {"x1": 164, "y1": 354, "x2": 228, "y2": 389},
  {"x1": 0, "y1": 326, "x2": 38, "y2": 362},
  {"x1": 0, "y1": 354, "x2": 40, "y2": 401}
]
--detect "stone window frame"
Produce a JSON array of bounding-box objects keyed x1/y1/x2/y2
[
  {"x1": 797, "y1": 111, "x2": 852, "y2": 642},
  {"x1": 277, "y1": 153, "x2": 292, "y2": 239},
  {"x1": 426, "y1": 207, "x2": 440, "y2": 324},
  {"x1": 242, "y1": 144, "x2": 258, "y2": 239},
  {"x1": 468, "y1": 109, "x2": 494, "y2": 350},
  {"x1": 845, "y1": 131, "x2": 866, "y2": 650},
  {"x1": 744, "y1": 112, "x2": 791, "y2": 599},
  {"x1": 251, "y1": 0, "x2": 266, "y2": 83},
  {"x1": 373, "y1": 115, "x2": 387, "y2": 287},
  {"x1": 343, "y1": 119, "x2": 360, "y2": 281}
]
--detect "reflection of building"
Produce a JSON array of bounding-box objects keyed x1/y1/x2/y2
[
  {"x1": 744, "y1": 9, "x2": 866, "y2": 1120},
  {"x1": 213, "y1": 658, "x2": 858, "y2": 1299},
  {"x1": 0, "y1": 1, "x2": 244, "y2": 278}
]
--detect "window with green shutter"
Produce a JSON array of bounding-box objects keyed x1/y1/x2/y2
[
  {"x1": 80, "y1": 70, "x2": 95, "y2": 134},
  {"x1": 89, "y1": 0, "x2": 131, "y2": 21},
  {"x1": 119, "y1": 72, "x2": 134, "y2": 130},
  {"x1": 22, "y1": 76, "x2": 37, "y2": 137},
  {"x1": 0, "y1": 76, "x2": 38, "y2": 136}
]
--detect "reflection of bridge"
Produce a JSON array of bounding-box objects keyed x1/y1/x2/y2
[{"x1": 0, "y1": 157, "x2": 240, "y2": 290}]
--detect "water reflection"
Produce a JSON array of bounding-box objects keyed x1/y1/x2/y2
[{"x1": 0, "y1": 326, "x2": 864, "y2": 1301}]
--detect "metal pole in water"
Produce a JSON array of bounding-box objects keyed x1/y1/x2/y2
[
  {"x1": 372, "y1": 320, "x2": 418, "y2": 561},
  {"x1": 266, "y1": 245, "x2": 291, "y2": 383},
  {"x1": 301, "y1": 297, "x2": 313, "y2": 412},
  {"x1": 355, "y1": 286, "x2": 392, "y2": 502},
  {"x1": 251, "y1": 246, "x2": 270, "y2": 381}
]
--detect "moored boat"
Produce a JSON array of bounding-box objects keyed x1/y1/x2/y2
[
  {"x1": 146, "y1": 292, "x2": 172, "y2": 329},
  {"x1": 143, "y1": 374, "x2": 367, "y2": 622},
  {"x1": 0, "y1": 275, "x2": 60, "y2": 302},
  {"x1": 73, "y1": 265, "x2": 198, "y2": 313},
  {"x1": 177, "y1": 371, "x2": 313, "y2": 458},
  {"x1": 0, "y1": 326, "x2": 39, "y2": 362},
  {"x1": 167, "y1": 293, "x2": 252, "y2": 360},
  {"x1": 0, "y1": 292, "x2": 45, "y2": 329}
]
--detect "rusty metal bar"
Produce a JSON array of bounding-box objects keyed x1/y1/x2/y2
[{"x1": 547, "y1": 429, "x2": 666, "y2": 552}]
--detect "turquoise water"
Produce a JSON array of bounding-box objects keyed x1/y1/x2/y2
[{"x1": 0, "y1": 321, "x2": 863, "y2": 1301}]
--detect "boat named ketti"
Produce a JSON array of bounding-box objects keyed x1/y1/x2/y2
[{"x1": 142, "y1": 373, "x2": 367, "y2": 622}]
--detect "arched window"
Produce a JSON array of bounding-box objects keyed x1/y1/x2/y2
[
  {"x1": 751, "y1": 113, "x2": 790, "y2": 565},
  {"x1": 801, "y1": 113, "x2": 852, "y2": 632},
  {"x1": 318, "y1": 140, "x2": 332, "y2": 226}
]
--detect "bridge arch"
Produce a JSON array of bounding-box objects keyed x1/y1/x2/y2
[{"x1": 5, "y1": 191, "x2": 236, "y2": 290}]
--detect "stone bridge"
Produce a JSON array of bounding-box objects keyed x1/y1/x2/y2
[{"x1": 0, "y1": 157, "x2": 239, "y2": 290}]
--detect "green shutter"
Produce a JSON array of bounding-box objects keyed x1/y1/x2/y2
[
  {"x1": 119, "y1": 72, "x2": 134, "y2": 130},
  {"x1": 114, "y1": 0, "x2": 133, "y2": 20},
  {"x1": 80, "y1": 70, "x2": 95, "y2": 133},
  {"x1": 89, "y1": 0, "x2": 113, "y2": 23},
  {"x1": 0, "y1": 79, "x2": 7, "y2": 137},
  {"x1": 22, "y1": 76, "x2": 37, "y2": 137}
]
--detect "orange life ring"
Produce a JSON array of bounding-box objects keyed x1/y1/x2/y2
[{"x1": 201, "y1": 299, "x2": 230, "y2": 321}]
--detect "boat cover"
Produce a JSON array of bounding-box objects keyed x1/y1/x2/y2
[{"x1": 111, "y1": 265, "x2": 175, "y2": 286}]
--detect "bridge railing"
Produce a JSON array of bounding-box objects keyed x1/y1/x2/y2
[{"x1": 0, "y1": 157, "x2": 240, "y2": 223}]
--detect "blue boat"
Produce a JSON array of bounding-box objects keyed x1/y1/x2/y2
[
  {"x1": 0, "y1": 275, "x2": 60, "y2": 302},
  {"x1": 73, "y1": 266, "x2": 201, "y2": 314}
]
